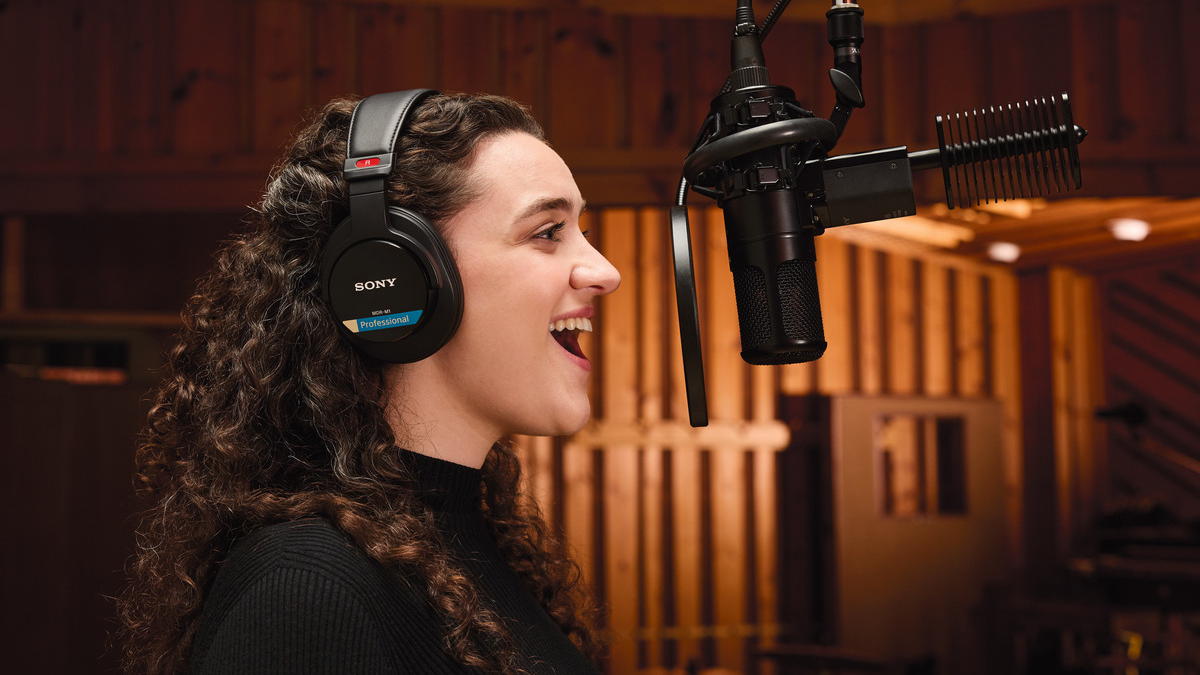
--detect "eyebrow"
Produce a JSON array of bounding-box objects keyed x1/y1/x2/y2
[{"x1": 515, "y1": 196, "x2": 586, "y2": 222}]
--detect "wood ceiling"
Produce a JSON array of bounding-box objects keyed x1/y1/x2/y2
[{"x1": 876, "y1": 196, "x2": 1200, "y2": 274}]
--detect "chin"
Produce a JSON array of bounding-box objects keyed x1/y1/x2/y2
[{"x1": 528, "y1": 401, "x2": 593, "y2": 438}]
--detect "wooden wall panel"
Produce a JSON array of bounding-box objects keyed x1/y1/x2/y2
[
  {"x1": 885, "y1": 253, "x2": 917, "y2": 395},
  {"x1": 628, "y1": 17, "x2": 693, "y2": 149},
  {"x1": 173, "y1": 0, "x2": 249, "y2": 156},
  {"x1": 357, "y1": 5, "x2": 438, "y2": 103},
  {"x1": 500, "y1": 11, "x2": 548, "y2": 117},
  {"x1": 1098, "y1": 253, "x2": 1200, "y2": 523},
  {"x1": 2, "y1": 1, "x2": 1195, "y2": 213},
  {"x1": 252, "y1": 1, "x2": 310, "y2": 153},
  {"x1": 922, "y1": 261, "x2": 952, "y2": 396},
  {"x1": 988, "y1": 269, "x2": 1025, "y2": 566},
  {"x1": 547, "y1": 10, "x2": 626, "y2": 147},
  {"x1": 438, "y1": 8, "x2": 504, "y2": 94},
  {"x1": 311, "y1": 2, "x2": 357, "y2": 105},
  {"x1": 815, "y1": 235, "x2": 853, "y2": 395}
]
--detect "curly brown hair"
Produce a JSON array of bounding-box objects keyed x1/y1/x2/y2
[{"x1": 116, "y1": 93, "x2": 604, "y2": 675}]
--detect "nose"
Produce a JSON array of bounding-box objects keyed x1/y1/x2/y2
[{"x1": 572, "y1": 238, "x2": 621, "y2": 296}]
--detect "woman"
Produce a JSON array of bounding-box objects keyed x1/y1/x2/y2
[{"x1": 117, "y1": 91, "x2": 620, "y2": 675}]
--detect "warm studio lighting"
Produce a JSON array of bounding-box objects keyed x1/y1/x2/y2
[
  {"x1": 987, "y1": 241, "x2": 1021, "y2": 263},
  {"x1": 1107, "y1": 218, "x2": 1151, "y2": 241}
]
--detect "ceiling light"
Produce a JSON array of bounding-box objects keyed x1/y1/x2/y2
[
  {"x1": 1107, "y1": 218, "x2": 1150, "y2": 242},
  {"x1": 987, "y1": 241, "x2": 1021, "y2": 263}
]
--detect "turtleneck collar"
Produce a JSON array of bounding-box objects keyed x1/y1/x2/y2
[{"x1": 398, "y1": 449, "x2": 483, "y2": 513}]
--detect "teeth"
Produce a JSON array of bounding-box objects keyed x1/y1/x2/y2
[{"x1": 549, "y1": 317, "x2": 593, "y2": 333}]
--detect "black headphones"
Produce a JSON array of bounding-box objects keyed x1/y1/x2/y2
[{"x1": 320, "y1": 89, "x2": 464, "y2": 363}]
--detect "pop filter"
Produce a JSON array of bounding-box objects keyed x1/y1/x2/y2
[{"x1": 670, "y1": 206, "x2": 708, "y2": 427}]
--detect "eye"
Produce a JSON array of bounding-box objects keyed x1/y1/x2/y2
[{"x1": 535, "y1": 222, "x2": 567, "y2": 242}]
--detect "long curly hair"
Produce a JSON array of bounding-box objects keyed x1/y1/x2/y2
[{"x1": 116, "y1": 93, "x2": 604, "y2": 675}]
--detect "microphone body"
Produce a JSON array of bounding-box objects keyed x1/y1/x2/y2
[
  {"x1": 724, "y1": 190, "x2": 826, "y2": 365},
  {"x1": 699, "y1": 84, "x2": 830, "y2": 366}
]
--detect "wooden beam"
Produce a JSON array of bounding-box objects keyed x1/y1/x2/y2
[
  {"x1": 600, "y1": 207, "x2": 640, "y2": 675},
  {"x1": 922, "y1": 260, "x2": 952, "y2": 397}
]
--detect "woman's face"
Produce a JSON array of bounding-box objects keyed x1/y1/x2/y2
[{"x1": 420, "y1": 131, "x2": 620, "y2": 442}]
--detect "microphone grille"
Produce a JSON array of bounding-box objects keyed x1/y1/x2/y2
[
  {"x1": 732, "y1": 260, "x2": 827, "y2": 366},
  {"x1": 733, "y1": 264, "x2": 772, "y2": 348},
  {"x1": 778, "y1": 259, "x2": 824, "y2": 343}
]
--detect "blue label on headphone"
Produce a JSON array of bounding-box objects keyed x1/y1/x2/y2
[{"x1": 343, "y1": 310, "x2": 423, "y2": 333}]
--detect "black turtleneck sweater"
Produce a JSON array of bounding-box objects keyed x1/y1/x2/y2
[{"x1": 188, "y1": 452, "x2": 601, "y2": 675}]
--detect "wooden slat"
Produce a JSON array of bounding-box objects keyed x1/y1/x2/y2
[
  {"x1": 639, "y1": 208, "x2": 667, "y2": 667},
  {"x1": 671, "y1": 437, "x2": 703, "y2": 666},
  {"x1": 954, "y1": 269, "x2": 985, "y2": 396},
  {"x1": 439, "y1": 8, "x2": 504, "y2": 94},
  {"x1": 886, "y1": 253, "x2": 917, "y2": 394},
  {"x1": 547, "y1": 9, "x2": 626, "y2": 147},
  {"x1": 75, "y1": 0, "x2": 114, "y2": 155},
  {"x1": 987, "y1": 10, "x2": 1072, "y2": 103},
  {"x1": 37, "y1": 0, "x2": 76, "y2": 155},
  {"x1": 312, "y1": 2, "x2": 357, "y2": 103},
  {"x1": 880, "y1": 23, "x2": 927, "y2": 146},
  {"x1": 639, "y1": 209, "x2": 668, "y2": 421},
  {"x1": 923, "y1": 14, "x2": 987, "y2": 122},
  {"x1": 356, "y1": 4, "x2": 436, "y2": 98},
  {"x1": 601, "y1": 208, "x2": 640, "y2": 675},
  {"x1": 752, "y1": 363, "x2": 779, "y2": 675},
  {"x1": 501, "y1": 11, "x2": 547, "y2": 125},
  {"x1": 1117, "y1": 4, "x2": 1183, "y2": 144},
  {"x1": 988, "y1": 268, "x2": 1024, "y2": 565},
  {"x1": 1184, "y1": 1, "x2": 1200, "y2": 144},
  {"x1": 1069, "y1": 271, "x2": 1100, "y2": 542},
  {"x1": 815, "y1": 235, "x2": 853, "y2": 395},
  {"x1": 703, "y1": 206, "x2": 747, "y2": 669},
  {"x1": 1069, "y1": 4, "x2": 1119, "y2": 142},
  {"x1": 857, "y1": 246, "x2": 883, "y2": 394},
  {"x1": 628, "y1": 16, "x2": 693, "y2": 149},
  {"x1": 111, "y1": 0, "x2": 171, "y2": 155},
  {"x1": 252, "y1": 0, "x2": 307, "y2": 153},
  {"x1": 1049, "y1": 267, "x2": 1077, "y2": 557},
  {"x1": 685, "y1": 18, "x2": 731, "y2": 140},
  {"x1": 922, "y1": 261, "x2": 952, "y2": 396},
  {"x1": 0, "y1": 1, "x2": 40, "y2": 154},
  {"x1": 704, "y1": 207, "x2": 740, "y2": 421},
  {"x1": 173, "y1": 0, "x2": 246, "y2": 155}
]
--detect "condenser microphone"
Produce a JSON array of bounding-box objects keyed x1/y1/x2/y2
[{"x1": 671, "y1": 0, "x2": 1086, "y2": 427}]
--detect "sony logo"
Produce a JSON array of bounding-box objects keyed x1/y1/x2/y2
[{"x1": 354, "y1": 278, "x2": 397, "y2": 292}]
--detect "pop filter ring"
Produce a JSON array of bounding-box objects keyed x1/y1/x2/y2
[{"x1": 670, "y1": 205, "x2": 708, "y2": 427}]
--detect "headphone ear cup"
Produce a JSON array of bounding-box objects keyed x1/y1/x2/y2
[{"x1": 321, "y1": 207, "x2": 463, "y2": 363}]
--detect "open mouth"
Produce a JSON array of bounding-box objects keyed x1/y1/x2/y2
[{"x1": 550, "y1": 317, "x2": 593, "y2": 360}]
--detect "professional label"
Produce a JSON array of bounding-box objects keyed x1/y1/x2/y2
[{"x1": 343, "y1": 310, "x2": 423, "y2": 333}]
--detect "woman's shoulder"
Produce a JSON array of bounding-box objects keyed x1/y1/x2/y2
[
  {"x1": 210, "y1": 517, "x2": 397, "y2": 601},
  {"x1": 231, "y1": 517, "x2": 364, "y2": 564},
  {"x1": 190, "y1": 518, "x2": 429, "y2": 674}
]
